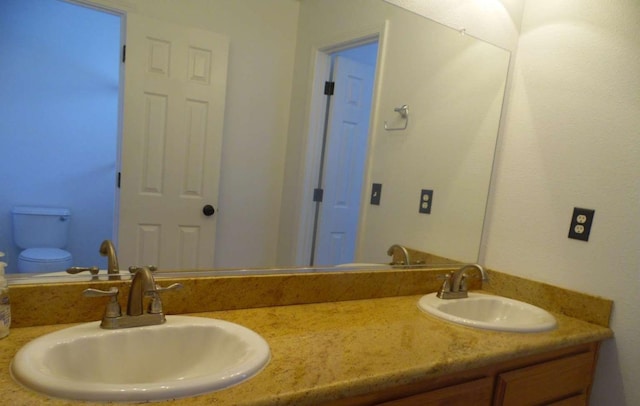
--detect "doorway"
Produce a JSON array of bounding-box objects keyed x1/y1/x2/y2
[
  {"x1": 309, "y1": 41, "x2": 379, "y2": 266},
  {"x1": 0, "y1": 0, "x2": 121, "y2": 272}
]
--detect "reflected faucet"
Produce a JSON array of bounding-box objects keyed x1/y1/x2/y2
[
  {"x1": 437, "y1": 264, "x2": 489, "y2": 299},
  {"x1": 387, "y1": 244, "x2": 411, "y2": 266},
  {"x1": 99, "y1": 240, "x2": 120, "y2": 278},
  {"x1": 66, "y1": 239, "x2": 119, "y2": 279}
]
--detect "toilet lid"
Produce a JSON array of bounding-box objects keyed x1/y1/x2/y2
[{"x1": 19, "y1": 248, "x2": 73, "y2": 263}]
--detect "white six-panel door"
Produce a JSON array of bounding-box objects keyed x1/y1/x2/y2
[
  {"x1": 118, "y1": 14, "x2": 229, "y2": 270},
  {"x1": 314, "y1": 56, "x2": 374, "y2": 266}
]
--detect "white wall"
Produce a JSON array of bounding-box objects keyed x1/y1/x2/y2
[
  {"x1": 482, "y1": 1, "x2": 640, "y2": 404},
  {"x1": 389, "y1": 0, "x2": 639, "y2": 404},
  {"x1": 385, "y1": 0, "x2": 525, "y2": 51},
  {"x1": 0, "y1": 0, "x2": 120, "y2": 272}
]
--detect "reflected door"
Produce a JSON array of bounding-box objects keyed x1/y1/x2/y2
[
  {"x1": 313, "y1": 56, "x2": 374, "y2": 266},
  {"x1": 118, "y1": 14, "x2": 229, "y2": 270}
]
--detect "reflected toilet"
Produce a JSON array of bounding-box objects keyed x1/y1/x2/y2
[{"x1": 12, "y1": 207, "x2": 73, "y2": 273}]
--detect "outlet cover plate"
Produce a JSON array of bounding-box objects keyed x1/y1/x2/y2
[
  {"x1": 370, "y1": 183, "x2": 382, "y2": 205},
  {"x1": 568, "y1": 207, "x2": 595, "y2": 241},
  {"x1": 419, "y1": 189, "x2": 433, "y2": 214}
]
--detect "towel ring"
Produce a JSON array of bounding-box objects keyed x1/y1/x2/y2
[{"x1": 384, "y1": 105, "x2": 409, "y2": 131}]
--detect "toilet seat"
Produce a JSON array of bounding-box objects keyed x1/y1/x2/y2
[{"x1": 18, "y1": 248, "x2": 74, "y2": 273}]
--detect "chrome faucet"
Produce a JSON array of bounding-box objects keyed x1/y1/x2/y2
[
  {"x1": 66, "y1": 240, "x2": 119, "y2": 279},
  {"x1": 99, "y1": 240, "x2": 120, "y2": 277},
  {"x1": 387, "y1": 244, "x2": 411, "y2": 266},
  {"x1": 84, "y1": 266, "x2": 182, "y2": 329},
  {"x1": 127, "y1": 266, "x2": 157, "y2": 317},
  {"x1": 437, "y1": 264, "x2": 489, "y2": 299}
]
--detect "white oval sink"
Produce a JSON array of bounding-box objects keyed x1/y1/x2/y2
[
  {"x1": 11, "y1": 316, "x2": 270, "y2": 402},
  {"x1": 418, "y1": 292, "x2": 557, "y2": 333}
]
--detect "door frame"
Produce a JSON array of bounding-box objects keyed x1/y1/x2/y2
[
  {"x1": 64, "y1": 0, "x2": 128, "y2": 249},
  {"x1": 294, "y1": 22, "x2": 389, "y2": 266}
]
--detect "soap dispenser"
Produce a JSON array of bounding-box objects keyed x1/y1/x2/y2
[{"x1": 0, "y1": 252, "x2": 11, "y2": 339}]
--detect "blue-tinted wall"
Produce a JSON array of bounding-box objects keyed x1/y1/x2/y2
[{"x1": 0, "y1": 0, "x2": 120, "y2": 272}]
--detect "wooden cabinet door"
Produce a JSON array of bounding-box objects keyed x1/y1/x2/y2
[
  {"x1": 494, "y1": 352, "x2": 594, "y2": 406},
  {"x1": 548, "y1": 394, "x2": 588, "y2": 406},
  {"x1": 377, "y1": 377, "x2": 493, "y2": 406}
]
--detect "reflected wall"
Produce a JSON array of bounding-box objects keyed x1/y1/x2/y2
[{"x1": 278, "y1": 0, "x2": 510, "y2": 265}]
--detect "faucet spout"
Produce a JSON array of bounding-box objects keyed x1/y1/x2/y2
[
  {"x1": 99, "y1": 240, "x2": 120, "y2": 276},
  {"x1": 127, "y1": 267, "x2": 157, "y2": 316},
  {"x1": 387, "y1": 244, "x2": 411, "y2": 266},
  {"x1": 450, "y1": 264, "x2": 488, "y2": 292},
  {"x1": 437, "y1": 264, "x2": 488, "y2": 299}
]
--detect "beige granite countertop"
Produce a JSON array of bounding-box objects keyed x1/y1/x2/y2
[{"x1": 0, "y1": 292, "x2": 612, "y2": 405}]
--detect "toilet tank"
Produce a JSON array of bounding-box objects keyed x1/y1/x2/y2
[{"x1": 12, "y1": 207, "x2": 71, "y2": 249}]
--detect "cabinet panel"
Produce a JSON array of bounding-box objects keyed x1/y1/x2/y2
[
  {"x1": 324, "y1": 343, "x2": 599, "y2": 406},
  {"x1": 549, "y1": 394, "x2": 588, "y2": 406},
  {"x1": 494, "y1": 352, "x2": 594, "y2": 406},
  {"x1": 377, "y1": 377, "x2": 492, "y2": 406}
]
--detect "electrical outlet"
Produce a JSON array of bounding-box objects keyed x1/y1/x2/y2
[
  {"x1": 370, "y1": 183, "x2": 382, "y2": 205},
  {"x1": 568, "y1": 207, "x2": 595, "y2": 241},
  {"x1": 419, "y1": 189, "x2": 433, "y2": 214}
]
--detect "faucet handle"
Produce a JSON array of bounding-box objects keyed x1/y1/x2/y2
[
  {"x1": 84, "y1": 287, "x2": 118, "y2": 296},
  {"x1": 128, "y1": 265, "x2": 158, "y2": 274},
  {"x1": 83, "y1": 287, "x2": 122, "y2": 318},
  {"x1": 155, "y1": 282, "x2": 183, "y2": 293},
  {"x1": 436, "y1": 272, "x2": 453, "y2": 299},
  {"x1": 67, "y1": 266, "x2": 100, "y2": 275},
  {"x1": 147, "y1": 283, "x2": 183, "y2": 314},
  {"x1": 459, "y1": 274, "x2": 468, "y2": 291}
]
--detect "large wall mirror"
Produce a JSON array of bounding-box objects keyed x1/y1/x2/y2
[{"x1": 0, "y1": 0, "x2": 510, "y2": 279}]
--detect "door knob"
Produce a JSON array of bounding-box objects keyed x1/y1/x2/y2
[{"x1": 202, "y1": 204, "x2": 215, "y2": 216}]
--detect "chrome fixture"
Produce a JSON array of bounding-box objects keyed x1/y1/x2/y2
[
  {"x1": 99, "y1": 240, "x2": 120, "y2": 277},
  {"x1": 84, "y1": 266, "x2": 182, "y2": 329},
  {"x1": 437, "y1": 264, "x2": 489, "y2": 299},
  {"x1": 66, "y1": 266, "x2": 99, "y2": 276},
  {"x1": 387, "y1": 244, "x2": 411, "y2": 266},
  {"x1": 66, "y1": 240, "x2": 120, "y2": 279},
  {"x1": 384, "y1": 104, "x2": 409, "y2": 131},
  {"x1": 128, "y1": 265, "x2": 157, "y2": 274}
]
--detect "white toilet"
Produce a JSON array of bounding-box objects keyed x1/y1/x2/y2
[{"x1": 12, "y1": 207, "x2": 74, "y2": 273}]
